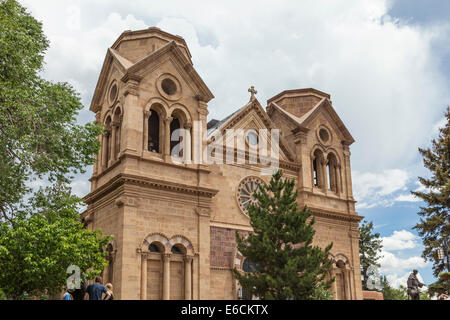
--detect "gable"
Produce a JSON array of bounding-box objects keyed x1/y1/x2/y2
[
  {"x1": 127, "y1": 41, "x2": 214, "y2": 103},
  {"x1": 207, "y1": 99, "x2": 296, "y2": 162},
  {"x1": 300, "y1": 99, "x2": 354, "y2": 145},
  {"x1": 90, "y1": 42, "x2": 214, "y2": 113}
]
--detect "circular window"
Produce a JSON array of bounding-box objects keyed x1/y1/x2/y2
[
  {"x1": 236, "y1": 176, "x2": 265, "y2": 216},
  {"x1": 319, "y1": 128, "x2": 329, "y2": 142},
  {"x1": 109, "y1": 83, "x2": 118, "y2": 104},
  {"x1": 156, "y1": 74, "x2": 182, "y2": 101},
  {"x1": 247, "y1": 131, "x2": 259, "y2": 146},
  {"x1": 161, "y1": 78, "x2": 177, "y2": 96}
]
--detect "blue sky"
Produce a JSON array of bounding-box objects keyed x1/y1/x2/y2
[{"x1": 19, "y1": 0, "x2": 449, "y2": 291}]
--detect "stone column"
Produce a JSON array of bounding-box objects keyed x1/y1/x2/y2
[
  {"x1": 184, "y1": 122, "x2": 192, "y2": 164},
  {"x1": 184, "y1": 255, "x2": 193, "y2": 300},
  {"x1": 322, "y1": 159, "x2": 328, "y2": 191},
  {"x1": 293, "y1": 129, "x2": 308, "y2": 190},
  {"x1": 164, "y1": 117, "x2": 173, "y2": 160},
  {"x1": 140, "y1": 252, "x2": 147, "y2": 300},
  {"x1": 331, "y1": 268, "x2": 338, "y2": 300},
  {"x1": 163, "y1": 253, "x2": 171, "y2": 300},
  {"x1": 143, "y1": 110, "x2": 150, "y2": 152},
  {"x1": 344, "y1": 269, "x2": 351, "y2": 300},
  {"x1": 101, "y1": 133, "x2": 108, "y2": 168},
  {"x1": 110, "y1": 123, "x2": 119, "y2": 164},
  {"x1": 197, "y1": 100, "x2": 209, "y2": 164},
  {"x1": 336, "y1": 164, "x2": 342, "y2": 194},
  {"x1": 120, "y1": 73, "x2": 142, "y2": 157},
  {"x1": 342, "y1": 143, "x2": 354, "y2": 199},
  {"x1": 192, "y1": 255, "x2": 198, "y2": 300}
]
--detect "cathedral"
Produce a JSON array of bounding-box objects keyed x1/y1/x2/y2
[{"x1": 82, "y1": 27, "x2": 364, "y2": 300}]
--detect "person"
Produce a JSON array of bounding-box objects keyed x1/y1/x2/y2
[
  {"x1": 62, "y1": 287, "x2": 72, "y2": 300},
  {"x1": 103, "y1": 283, "x2": 114, "y2": 300},
  {"x1": 85, "y1": 276, "x2": 110, "y2": 300},
  {"x1": 70, "y1": 275, "x2": 87, "y2": 300},
  {"x1": 438, "y1": 293, "x2": 448, "y2": 300},
  {"x1": 407, "y1": 269, "x2": 424, "y2": 300}
]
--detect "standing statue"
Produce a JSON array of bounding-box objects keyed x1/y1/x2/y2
[{"x1": 407, "y1": 269, "x2": 424, "y2": 300}]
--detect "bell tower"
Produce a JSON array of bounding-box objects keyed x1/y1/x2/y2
[{"x1": 83, "y1": 27, "x2": 217, "y2": 299}]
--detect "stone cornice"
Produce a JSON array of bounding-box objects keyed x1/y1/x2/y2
[
  {"x1": 84, "y1": 173, "x2": 219, "y2": 205},
  {"x1": 308, "y1": 206, "x2": 363, "y2": 223}
]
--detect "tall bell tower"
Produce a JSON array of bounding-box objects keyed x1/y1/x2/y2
[{"x1": 82, "y1": 27, "x2": 217, "y2": 299}]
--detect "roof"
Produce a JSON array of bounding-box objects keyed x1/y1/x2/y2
[
  {"x1": 267, "y1": 97, "x2": 355, "y2": 145},
  {"x1": 90, "y1": 40, "x2": 214, "y2": 112},
  {"x1": 267, "y1": 88, "x2": 331, "y2": 105},
  {"x1": 111, "y1": 27, "x2": 192, "y2": 62}
]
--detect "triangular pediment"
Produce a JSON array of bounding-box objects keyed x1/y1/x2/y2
[
  {"x1": 127, "y1": 41, "x2": 214, "y2": 103},
  {"x1": 90, "y1": 42, "x2": 214, "y2": 113},
  {"x1": 207, "y1": 99, "x2": 296, "y2": 162},
  {"x1": 300, "y1": 99, "x2": 354, "y2": 145},
  {"x1": 90, "y1": 48, "x2": 133, "y2": 112}
]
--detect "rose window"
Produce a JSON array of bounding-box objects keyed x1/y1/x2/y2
[{"x1": 237, "y1": 177, "x2": 265, "y2": 215}]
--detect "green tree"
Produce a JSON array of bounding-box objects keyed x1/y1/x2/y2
[
  {"x1": 359, "y1": 220, "x2": 383, "y2": 290},
  {"x1": 0, "y1": 0, "x2": 108, "y2": 298},
  {"x1": 380, "y1": 276, "x2": 409, "y2": 300},
  {"x1": 411, "y1": 107, "x2": 449, "y2": 278},
  {"x1": 233, "y1": 170, "x2": 334, "y2": 300},
  {"x1": 0, "y1": 0, "x2": 103, "y2": 223},
  {"x1": 0, "y1": 184, "x2": 111, "y2": 299}
]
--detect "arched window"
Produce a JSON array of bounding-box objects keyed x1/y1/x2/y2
[
  {"x1": 313, "y1": 157, "x2": 319, "y2": 187},
  {"x1": 170, "y1": 116, "x2": 181, "y2": 157},
  {"x1": 242, "y1": 258, "x2": 260, "y2": 273},
  {"x1": 148, "y1": 110, "x2": 160, "y2": 153},
  {"x1": 149, "y1": 243, "x2": 161, "y2": 253},
  {"x1": 112, "y1": 107, "x2": 122, "y2": 160},
  {"x1": 171, "y1": 245, "x2": 183, "y2": 254},
  {"x1": 335, "y1": 260, "x2": 348, "y2": 300},
  {"x1": 240, "y1": 258, "x2": 261, "y2": 300},
  {"x1": 313, "y1": 149, "x2": 324, "y2": 188}
]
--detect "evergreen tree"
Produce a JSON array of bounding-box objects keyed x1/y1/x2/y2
[
  {"x1": 359, "y1": 220, "x2": 383, "y2": 290},
  {"x1": 233, "y1": 170, "x2": 334, "y2": 300},
  {"x1": 411, "y1": 107, "x2": 450, "y2": 278}
]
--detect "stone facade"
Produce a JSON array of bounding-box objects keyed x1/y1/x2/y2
[{"x1": 82, "y1": 27, "x2": 364, "y2": 300}]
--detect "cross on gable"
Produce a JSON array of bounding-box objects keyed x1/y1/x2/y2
[{"x1": 248, "y1": 86, "x2": 257, "y2": 101}]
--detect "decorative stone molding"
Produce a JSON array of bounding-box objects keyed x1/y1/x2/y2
[
  {"x1": 83, "y1": 173, "x2": 219, "y2": 205},
  {"x1": 195, "y1": 207, "x2": 211, "y2": 217},
  {"x1": 121, "y1": 73, "x2": 142, "y2": 96}
]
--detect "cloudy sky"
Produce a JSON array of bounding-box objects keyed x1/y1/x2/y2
[{"x1": 20, "y1": 0, "x2": 449, "y2": 289}]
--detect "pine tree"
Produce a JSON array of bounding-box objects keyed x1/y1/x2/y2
[
  {"x1": 359, "y1": 220, "x2": 383, "y2": 290},
  {"x1": 233, "y1": 170, "x2": 334, "y2": 300},
  {"x1": 412, "y1": 106, "x2": 450, "y2": 278}
]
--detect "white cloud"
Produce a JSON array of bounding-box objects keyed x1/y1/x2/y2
[
  {"x1": 386, "y1": 271, "x2": 427, "y2": 290},
  {"x1": 353, "y1": 169, "x2": 410, "y2": 208},
  {"x1": 380, "y1": 250, "x2": 428, "y2": 276},
  {"x1": 377, "y1": 229, "x2": 430, "y2": 288},
  {"x1": 381, "y1": 230, "x2": 418, "y2": 250},
  {"x1": 17, "y1": 0, "x2": 450, "y2": 200}
]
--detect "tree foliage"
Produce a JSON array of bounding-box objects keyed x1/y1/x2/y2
[
  {"x1": 0, "y1": 0, "x2": 109, "y2": 299},
  {"x1": 411, "y1": 107, "x2": 450, "y2": 278},
  {"x1": 0, "y1": 184, "x2": 111, "y2": 299},
  {"x1": 233, "y1": 170, "x2": 334, "y2": 300},
  {"x1": 359, "y1": 220, "x2": 383, "y2": 290},
  {"x1": 0, "y1": 0, "x2": 103, "y2": 223}
]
